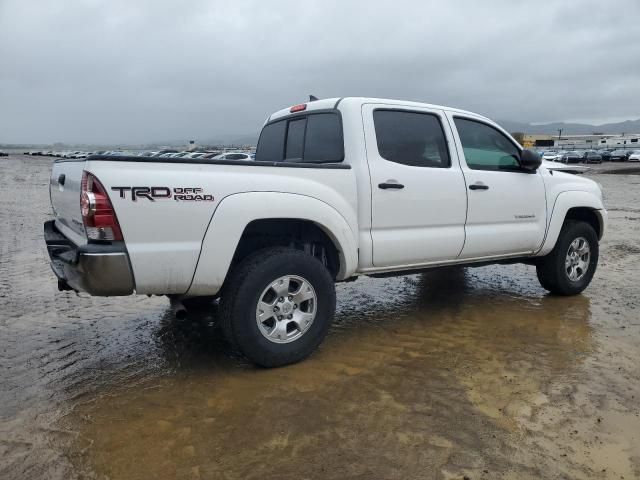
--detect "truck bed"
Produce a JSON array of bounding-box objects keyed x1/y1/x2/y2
[{"x1": 49, "y1": 155, "x2": 358, "y2": 295}]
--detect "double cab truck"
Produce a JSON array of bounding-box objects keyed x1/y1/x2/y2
[{"x1": 45, "y1": 97, "x2": 606, "y2": 367}]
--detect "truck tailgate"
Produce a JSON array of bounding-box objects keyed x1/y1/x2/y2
[{"x1": 49, "y1": 160, "x2": 87, "y2": 246}]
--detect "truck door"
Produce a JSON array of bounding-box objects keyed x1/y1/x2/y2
[
  {"x1": 362, "y1": 104, "x2": 468, "y2": 267},
  {"x1": 447, "y1": 114, "x2": 547, "y2": 259}
]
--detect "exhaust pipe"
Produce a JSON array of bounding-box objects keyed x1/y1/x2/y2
[{"x1": 168, "y1": 296, "x2": 188, "y2": 320}]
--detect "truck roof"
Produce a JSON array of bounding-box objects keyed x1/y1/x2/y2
[{"x1": 267, "y1": 97, "x2": 489, "y2": 123}]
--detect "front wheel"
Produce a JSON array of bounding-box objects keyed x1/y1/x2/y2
[
  {"x1": 536, "y1": 220, "x2": 599, "y2": 295},
  {"x1": 220, "y1": 247, "x2": 336, "y2": 367}
]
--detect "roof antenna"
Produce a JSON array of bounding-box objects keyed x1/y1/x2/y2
[{"x1": 309, "y1": 95, "x2": 319, "y2": 102}]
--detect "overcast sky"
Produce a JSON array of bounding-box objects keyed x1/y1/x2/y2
[{"x1": 1, "y1": 0, "x2": 639, "y2": 144}]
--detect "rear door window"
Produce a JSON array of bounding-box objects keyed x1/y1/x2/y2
[
  {"x1": 373, "y1": 110, "x2": 450, "y2": 168},
  {"x1": 256, "y1": 112, "x2": 344, "y2": 163}
]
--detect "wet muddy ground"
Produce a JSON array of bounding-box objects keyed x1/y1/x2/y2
[{"x1": 1, "y1": 154, "x2": 639, "y2": 479}]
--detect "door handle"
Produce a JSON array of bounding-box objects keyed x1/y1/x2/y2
[
  {"x1": 378, "y1": 181, "x2": 404, "y2": 190},
  {"x1": 469, "y1": 183, "x2": 489, "y2": 191}
]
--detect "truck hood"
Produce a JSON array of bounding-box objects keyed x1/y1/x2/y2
[
  {"x1": 540, "y1": 165, "x2": 604, "y2": 202},
  {"x1": 541, "y1": 160, "x2": 590, "y2": 174}
]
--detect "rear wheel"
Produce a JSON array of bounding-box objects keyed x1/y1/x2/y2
[
  {"x1": 220, "y1": 247, "x2": 336, "y2": 367},
  {"x1": 536, "y1": 220, "x2": 598, "y2": 295}
]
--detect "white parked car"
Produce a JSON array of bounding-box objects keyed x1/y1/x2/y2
[
  {"x1": 628, "y1": 151, "x2": 640, "y2": 162},
  {"x1": 542, "y1": 151, "x2": 562, "y2": 161},
  {"x1": 182, "y1": 152, "x2": 206, "y2": 159},
  {"x1": 214, "y1": 152, "x2": 253, "y2": 161},
  {"x1": 45, "y1": 97, "x2": 606, "y2": 367}
]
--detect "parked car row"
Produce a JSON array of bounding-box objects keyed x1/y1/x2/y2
[
  {"x1": 22, "y1": 149, "x2": 256, "y2": 160},
  {"x1": 540, "y1": 148, "x2": 640, "y2": 164},
  {"x1": 17, "y1": 147, "x2": 637, "y2": 164},
  {"x1": 144, "y1": 150, "x2": 255, "y2": 161},
  {"x1": 25, "y1": 150, "x2": 100, "y2": 158}
]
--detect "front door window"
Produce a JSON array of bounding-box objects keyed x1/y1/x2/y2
[{"x1": 454, "y1": 118, "x2": 520, "y2": 171}]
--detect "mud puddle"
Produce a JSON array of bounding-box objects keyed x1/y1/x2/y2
[{"x1": 1, "y1": 156, "x2": 639, "y2": 479}]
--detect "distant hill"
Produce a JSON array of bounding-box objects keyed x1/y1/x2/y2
[{"x1": 498, "y1": 119, "x2": 640, "y2": 135}]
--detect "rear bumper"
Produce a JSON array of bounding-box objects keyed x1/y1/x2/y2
[{"x1": 44, "y1": 220, "x2": 134, "y2": 296}]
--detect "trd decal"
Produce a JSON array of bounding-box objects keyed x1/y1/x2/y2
[
  {"x1": 173, "y1": 187, "x2": 215, "y2": 202},
  {"x1": 111, "y1": 186, "x2": 214, "y2": 202}
]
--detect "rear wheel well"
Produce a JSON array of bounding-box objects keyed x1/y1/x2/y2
[
  {"x1": 230, "y1": 219, "x2": 341, "y2": 279},
  {"x1": 564, "y1": 208, "x2": 601, "y2": 238}
]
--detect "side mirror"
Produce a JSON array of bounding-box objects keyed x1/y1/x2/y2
[{"x1": 520, "y1": 149, "x2": 542, "y2": 171}]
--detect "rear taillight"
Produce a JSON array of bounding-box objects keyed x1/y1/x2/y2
[{"x1": 81, "y1": 171, "x2": 123, "y2": 241}]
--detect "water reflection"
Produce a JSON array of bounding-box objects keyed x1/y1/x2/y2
[
  {"x1": 149, "y1": 266, "x2": 593, "y2": 378},
  {"x1": 153, "y1": 305, "x2": 242, "y2": 373},
  {"x1": 66, "y1": 267, "x2": 594, "y2": 479}
]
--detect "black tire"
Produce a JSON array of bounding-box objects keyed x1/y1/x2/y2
[
  {"x1": 536, "y1": 220, "x2": 599, "y2": 295},
  {"x1": 219, "y1": 247, "x2": 336, "y2": 367}
]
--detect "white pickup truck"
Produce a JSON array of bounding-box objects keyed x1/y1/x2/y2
[{"x1": 45, "y1": 97, "x2": 606, "y2": 367}]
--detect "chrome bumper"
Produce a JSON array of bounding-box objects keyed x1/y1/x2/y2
[{"x1": 44, "y1": 220, "x2": 135, "y2": 296}]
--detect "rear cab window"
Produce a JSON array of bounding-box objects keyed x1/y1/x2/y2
[
  {"x1": 285, "y1": 118, "x2": 306, "y2": 160},
  {"x1": 256, "y1": 121, "x2": 286, "y2": 161},
  {"x1": 256, "y1": 111, "x2": 344, "y2": 163}
]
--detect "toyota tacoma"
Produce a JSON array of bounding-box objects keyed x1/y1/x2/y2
[{"x1": 45, "y1": 97, "x2": 606, "y2": 367}]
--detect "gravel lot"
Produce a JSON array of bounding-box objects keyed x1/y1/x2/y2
[{"x1": 1, "y1": 154, "x2": 639, "y2": 479}]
